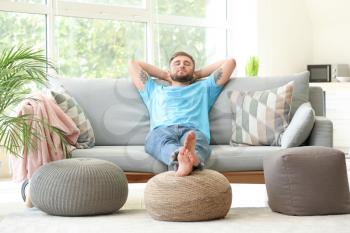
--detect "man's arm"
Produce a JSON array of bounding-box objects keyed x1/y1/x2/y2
[
  {"x1": 194, "y1": 58, "x2": 236, "y2": 86},
  {"x1": 128, "y1": 60, "x2": 171, "y2": 90}
]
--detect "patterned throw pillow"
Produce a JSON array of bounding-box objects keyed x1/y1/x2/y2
[
  {"x1": 229, "y1": 81, "x2": 294, "y2": 146},
  {"x1": 51, "y1": 90, "x2": 95, "y2": 149}
]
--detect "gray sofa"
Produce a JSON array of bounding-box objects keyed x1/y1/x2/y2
[{"x1": 58, "y1": 71, "x2": 333, "y2": 183}]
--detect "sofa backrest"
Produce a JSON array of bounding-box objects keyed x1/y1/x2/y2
[
  {"x1": 58, "y1": 71, "x2": 324, "y2": 146},
  {"x1": 308, "y1": 86, "x2": 325, "y2": 116},
  {"x1": 58, "y1": 77, "x2": 149, "y2": 146}
]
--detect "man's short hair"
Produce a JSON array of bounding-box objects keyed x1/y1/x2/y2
[{"x1": 169, "y1": 51, "x2": 195, "y2": 68}]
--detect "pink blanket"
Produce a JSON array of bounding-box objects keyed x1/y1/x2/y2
[{"x1": 11, "y1": 95, "x2": 80, "y2": 181}]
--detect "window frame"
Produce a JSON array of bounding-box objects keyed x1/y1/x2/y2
[{"x1": 0, "y1": 0, "x2": 234, "y2": 77}]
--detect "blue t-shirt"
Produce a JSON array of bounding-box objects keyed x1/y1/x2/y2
[{"x1": 139, "y1": 75, "x2": 223, "y2": 142}]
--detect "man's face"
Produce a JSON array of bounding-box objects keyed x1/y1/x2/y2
[{"x1": 169, "y1": 55, "x2": 195, "y2": 83}]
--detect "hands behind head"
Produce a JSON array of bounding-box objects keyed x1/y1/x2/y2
[
  {"x1": 193, "y1": 70, "x2": 201, "y2": 81},
  {"x1": 165, "y1": 71, "x2": 172, "y2": 83}
]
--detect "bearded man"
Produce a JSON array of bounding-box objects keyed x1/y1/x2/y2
[{"x1": 128, "y1": 51, "x2": 236, "y2": 176}]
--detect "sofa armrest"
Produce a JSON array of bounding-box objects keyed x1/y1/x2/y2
[{"x1": 306, "y1": 116, "x2": 333, "y2": 147}]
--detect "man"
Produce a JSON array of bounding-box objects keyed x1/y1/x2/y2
[{"x1": 128, "y1": 51, "x2": 236, "y2": 176}]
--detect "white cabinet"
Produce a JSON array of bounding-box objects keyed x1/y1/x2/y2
[{"x1": 310, "y1": 83, "x2": 350, "y2": 153}]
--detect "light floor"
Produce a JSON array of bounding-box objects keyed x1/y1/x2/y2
[
  {"x1": 0, "y1": 180, "x2": 268, "y2": 219},
  {"x1": 1, "y1": 158, "x2": 349, "y2": 220}
]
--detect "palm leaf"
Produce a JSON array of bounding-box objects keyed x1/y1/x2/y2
[{"x1": 0, "y1": 46, "x2": 70, "y2": 158}]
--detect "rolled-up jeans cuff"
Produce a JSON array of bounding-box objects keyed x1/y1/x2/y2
[
  {"x1": 193, "y1": 162, "x2": 204, "y2": 171},
  {"x1": 168, "y1": 150, "x2": 204, "y2": 171},
  {"x1": 168, "y1": 150, "x2": 180, "y2": 171}
]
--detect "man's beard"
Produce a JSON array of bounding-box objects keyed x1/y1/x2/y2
[{"x1": 170, "y1": 74, "x2": 194, "y2": 83}]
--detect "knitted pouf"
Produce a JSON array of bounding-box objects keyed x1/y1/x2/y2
[
  {"x1": 144, "y1": 169, "x2": 232, "y2": 221},
  {"x1": 30, "y1": 158, "x2": 128, "y2": 216}
]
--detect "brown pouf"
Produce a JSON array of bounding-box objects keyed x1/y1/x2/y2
[
  {"x1": 264, "y1": 146, "x2": 350, "y2": 216},
  {"x1": 144, "y1": 169, "x2": 232, "y2": 221}
]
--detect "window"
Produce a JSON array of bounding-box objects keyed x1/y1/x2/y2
[
  {"x1": 154, "y1": 24, "x2": 226, "y2": 70},
  {"x1": 62, "y1": 0, "x2": 145, "y2": 8},
  {"x1": 0, "y1": 11, "x2": 45, "y2": 53},
  {"x1": 155, "y1": 0, "x2": 225, "y2": 20},
  {"x1": 10, "y1": 0, "x2": 44, "y2": 3},
  {"x1": 0, "y1": 0, "x2": 255, "y2": 78},
  {"x1": 56, "y1": 17, "x2": 146, "y2": 78}
]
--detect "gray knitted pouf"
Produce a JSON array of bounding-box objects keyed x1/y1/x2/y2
[
  {"x1": 144, "y1": 169, "x2": 232, "y2": 221},
  {"x1": 30, "y1": 158, "x2": 128, "y2": 216}
]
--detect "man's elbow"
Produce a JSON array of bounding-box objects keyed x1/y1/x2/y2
[
  {"x1": 128, "y1": 59, "x2": 138, "y2": 68},
  {"x1": 224, "y1": 58, "x2": 236, "y2": 84},
  {"x1": 227, "y1": 58, "x2": 236, "y2": 69},
  {"x1": 128, "y1": 60, "x2": 142, "y2": 76}
]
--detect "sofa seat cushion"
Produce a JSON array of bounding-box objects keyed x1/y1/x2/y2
[
  {"x1": 71, "y1": 146, "x2": 283, "y2": 174},
  {"x1": 71, "y1": 146, "x2": 167, "y2": 173},
  {"x1": 208, "y1": 146, "x2": 283, "y2": 172}
]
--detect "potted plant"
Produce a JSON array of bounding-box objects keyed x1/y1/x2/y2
[
  {"x1": 245, "y1": 56, "x2": 259, "y2": 77},
  {"x1": 0, "y1": 47, "x2": 68, "y2": 157}
]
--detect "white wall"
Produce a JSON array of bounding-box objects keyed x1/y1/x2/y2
[
  {"x1": 256, "y1": 0, "x2": 350, "y2": 76},
  {"x1": 229, "y1": 0, "x2": 258, "y2": 76},
  {"x1": 257, "y1": 0, "x2": 312, "y2": 76},
  {"x1": 306, "y1": 0, "x2": 350, "y2": 65}
]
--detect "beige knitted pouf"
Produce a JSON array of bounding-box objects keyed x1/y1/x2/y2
[{"x1": 144, "y1": 169, "x2": 232, "y2": 221}]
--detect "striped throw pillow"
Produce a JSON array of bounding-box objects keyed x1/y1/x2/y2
[{"x1": 229, "y1": 81, "x2": 294, "y2": 146}]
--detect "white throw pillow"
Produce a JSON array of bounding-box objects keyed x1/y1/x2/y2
[{"x1": 281, "y1": 102, "x2": 315, "y2": 148}]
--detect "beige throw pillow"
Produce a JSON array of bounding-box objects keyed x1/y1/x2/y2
[{"x1": 230, "y1": 81, "x2": 294, "y2": 146}]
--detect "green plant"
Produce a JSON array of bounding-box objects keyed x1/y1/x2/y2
[
  {"x1": 0, "y1": 47, "x2": 69, "y2": 157},
  {"x1": 245, "y1": 56, "x2": 259, "y2": 77}
]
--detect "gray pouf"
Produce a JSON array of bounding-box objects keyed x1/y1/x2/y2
[
  {"x1": 144, "y1": 169, "x2": 232, "y2": 221},
  {"x1": 264, "y1": 146, "x2": 350, "y2": 216},
  {"x1": 30, "y1": 158, "x2": 128, "y2": 216}
]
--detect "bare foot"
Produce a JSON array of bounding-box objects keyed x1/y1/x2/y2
[
  {"x1": 175, "y1": 131, "x2": 201, "y2": 176},
  {"x1": 183, "y1": 131, "x2": 200, "y2": 166},
  {"x1": 175, "y1": 148, "x2": 193, "y2": 176}
]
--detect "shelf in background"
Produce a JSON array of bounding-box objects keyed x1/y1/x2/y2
[{"x1": 310, "y1": 82, "x2": 350, "y2": 151}]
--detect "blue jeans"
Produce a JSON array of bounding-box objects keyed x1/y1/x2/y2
[{"x1": 144, "y1": 125, "x2": 211, "y2": 170}]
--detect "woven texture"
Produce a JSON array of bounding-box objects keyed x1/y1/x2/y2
[
  {"x1": 51, "y1": 90, "x2": 95, "y2": 149},
  {"x1": 144, "y1": 169, "x2": 232, "y2": 221},
  {"x1": 230, "y1": 81, "x2": 293, "y2": 146},
  {"x1": 30, "y1": 158, "x2": 128, "y2": 216}
]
